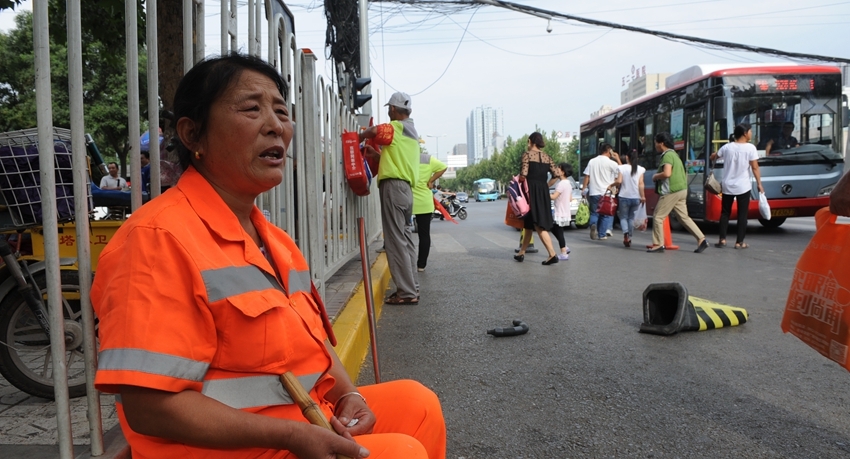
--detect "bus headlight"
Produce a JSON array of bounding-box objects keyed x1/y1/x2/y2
[{"x1": 819, "y1": 185, "x2": 834, "y2": 196}]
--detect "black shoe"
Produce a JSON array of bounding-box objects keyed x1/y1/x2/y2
[
  {"x1": 514, "y1": 254, "x2": 524, "y2": 262},
  {"x1": 647, "y1": 245, "x2": 665, "y2": 253},
  {"x1": 695, "y1": 239, "x2": 709, "y2": 253},
  {"x1": 542, "y1": 255, "x2": 559, "y2": 265}
]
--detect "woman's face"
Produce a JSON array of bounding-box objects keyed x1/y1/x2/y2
[{"x1": 195, "y1": 69, "x2": 293, "y2": 199}]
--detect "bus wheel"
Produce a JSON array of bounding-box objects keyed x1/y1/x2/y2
[{"x1": 758, "y1": 217, "x2": 786, "y2": 229}]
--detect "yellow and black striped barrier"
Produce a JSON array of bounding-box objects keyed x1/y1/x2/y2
[
  {"x1": 640, "y1": 283, "x2": 748, "y2": 335},
  {"x1": 689, "y1": 296, "x2": 748, "y2": 331}
]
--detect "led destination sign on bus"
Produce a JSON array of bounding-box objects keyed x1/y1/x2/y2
[{"x1": 754, "y1": 78, "x2": 814, "y2": 92}]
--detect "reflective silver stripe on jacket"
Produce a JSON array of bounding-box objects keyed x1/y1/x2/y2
[
  {"x1": 420, "y1": 153, "x2": 431, "y2": 164},
  {"x1": 202, "y1": 265, "x2": 283, "y2": 302},
  {"x1": 98, "y1": 348, "x2": 209, "y2": 381},
  {"x1": 202, "y1": 372, "x2": 323, "y2": 409},
  {"x1": 287, "y1": 269, "x2": 312, "y2": 296},
  {"x1": 201, "y1": 265, "x2": 311, "y2": 302}
]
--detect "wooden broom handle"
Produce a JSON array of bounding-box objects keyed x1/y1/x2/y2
[{"x1": 280, "y1": 372, "x2": 352, "y2": 459}]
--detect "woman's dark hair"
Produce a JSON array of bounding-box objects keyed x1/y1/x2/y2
[
  {"x1": 173, "y1": 52, "x2": 289, "y2": 170},
  {"x1": 558, "y1": 162, "x2": 573, "y2": 179},
  {"x1": 731, "y1": 123, "x2": 751, "y2": 142},
  {"x1": 627, "y1": 149, "x2": 639, "y2": 176},
  {"x1": 528, "y1": 132, "x2": 545, "y2": 149},
  {"x1": 654, "y1": 132, "x2": 674, "y2": 150}
]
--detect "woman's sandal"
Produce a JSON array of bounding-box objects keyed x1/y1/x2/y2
[
  {"x1": 714, "y1": 240, "x2": 726, "y2": 248},
  {"x1": 734, "y1": 243, "x2": 749, "y2": 249},
  {"x1": 384, "y1": 292, "x2": 419, "y2": 305},
  {"x1": 513, "y1": 254, "x2": 524, "y2": 262},
  {"x1": 646, "y1": 245, "x2": 665, "y2": 253}
]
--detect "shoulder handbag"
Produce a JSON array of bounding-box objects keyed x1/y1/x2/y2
[
  {"x1": 705, "y1": 161, "x2": 722, "y2": 195},
  {"x1": 597, "y1": 190, "x2": 619, "y2": 217}
]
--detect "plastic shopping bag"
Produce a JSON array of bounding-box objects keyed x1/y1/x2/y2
[
  {"x1": 781, "y1": 208, "x2": 850, "y2": 371},
  {"x1": 576, "y1": 198, "x2": 590, "y2": 227},
  {"x1": 504, "y1": 201, "x2": 524, "y2": 229},
  {"x1": 758, "y1": 192, "x2": 771, "y2": 220},
  {"x1": 634, "y1": 203, "x2": 648, "y2": 232}
]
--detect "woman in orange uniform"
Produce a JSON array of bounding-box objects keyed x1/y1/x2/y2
[{"x1": 91, "y1": 53, "x2": 445, "y2": 459}]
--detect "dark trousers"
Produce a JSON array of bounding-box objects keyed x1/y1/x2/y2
[
  {"x1": 719, "y1": 191, "x2": 751, "y2": 244},
  {"x1": 415, "y1": 213, "x2": 433, "y2": 269},
  {"x1": 550, "y1": 224, "x2": 566, "y2": 249}
]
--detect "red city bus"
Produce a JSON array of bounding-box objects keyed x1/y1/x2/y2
[{"x1": 580, "y1": 64, "x2": 847, "y2": 229}]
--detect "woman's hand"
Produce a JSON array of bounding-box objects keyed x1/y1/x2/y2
[
  {"x1": 640, "y1": 196, "x2": 646, "y2": 204},
  {"x1": 332, "y1": 395, "x2": 375, "y2": 436},
  {"x1": 287, "y1": 422, "x2": 370, "y2": 459},
  {"x1": 363, "y1": 145, "x2": 380, "y2": 159}
]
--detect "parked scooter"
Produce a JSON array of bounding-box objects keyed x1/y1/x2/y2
[{"x1": 435, "y1": 196, "x2": 467, "y2": 220}]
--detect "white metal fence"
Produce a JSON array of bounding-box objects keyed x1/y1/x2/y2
[{"x1": 27, "y1": 0, "x2": 379, "y2": 456}]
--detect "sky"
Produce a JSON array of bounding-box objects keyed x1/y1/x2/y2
[{"x1": 2, "y1": 0, "x2": 849, "y2": 159}]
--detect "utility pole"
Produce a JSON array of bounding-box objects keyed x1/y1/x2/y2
[{"x1": 358, "y1": 0, "x2": 372, "y2": 127}]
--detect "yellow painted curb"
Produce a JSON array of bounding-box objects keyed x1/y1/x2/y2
[{"x1": 332, "y1": 253, "x2": 390, "y2": 381}]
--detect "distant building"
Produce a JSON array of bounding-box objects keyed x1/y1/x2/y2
[
  {"x1": 590, "y1": 105, "x2": 613, "y2": 119},
  {"x1": 466, "y1": 106, "x2": 504, "y2": 164},
  {"x1": 620, "y1": 73, "x2": 671, "y2": 104},
  {"x1": 452, "y1": 143, "x2": 467, "y2": 158},
  {"x1": 555, "y1": 131, "x2": 578, "y2": 146}
]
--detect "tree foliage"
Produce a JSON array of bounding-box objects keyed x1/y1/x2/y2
[
  {"x1": 0, "y1": 10, "x2": 150, "y2": 176},
  {"x1": 442, "y1": 130, "x2": 579, "y2": 193}
]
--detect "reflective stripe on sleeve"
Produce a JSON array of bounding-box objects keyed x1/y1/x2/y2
[
  {"x1": 202, "y1": 265, "x2": 284, "y2": 302},
  {"x1": 288, "y1": 269, "x2": 311, "y2": 295},
  {"x1": 98, "y1": 348, "x2": 209, "y2": 381},
  {"x1": 201, "y1": 372, "x2": 323, "y2": 409}
]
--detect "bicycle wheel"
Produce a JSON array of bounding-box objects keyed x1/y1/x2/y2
[{"x1": 0, "y1": 270, "x2": 91, "y2": 399}]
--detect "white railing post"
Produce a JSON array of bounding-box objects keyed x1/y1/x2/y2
[
  {"x1": 300, "y1": 51, "x2": 324, "y2": 289},
  {"x1": 33, "y1": 2, "x2": 74, "y2": 457},
  {"x1": 66, "y1": 0, "x2": 103, "y2": 454},
  {"x1": 125, "y1": 0, "x2": 141, "y2": 211},
  {"x1": 149, "y1": 0, "x2": 161, "y2": 197}
]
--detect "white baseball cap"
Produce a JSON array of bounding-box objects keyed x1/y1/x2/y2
[{"x1": 385, "y1": 92, "x2": 412, "y2": 111}]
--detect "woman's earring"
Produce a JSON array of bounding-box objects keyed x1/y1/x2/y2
[{"x1": 194, "y1": 151, "x2": 201, "y2": 159}]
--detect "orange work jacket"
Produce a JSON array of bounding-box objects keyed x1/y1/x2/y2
[{"x1": 92, "y1": 167, "x2": 335, "y2": 459}]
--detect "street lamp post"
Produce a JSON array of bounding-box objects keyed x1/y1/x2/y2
[{"x1": 426, "y1": 134, "x2": 446, "y2": 159}]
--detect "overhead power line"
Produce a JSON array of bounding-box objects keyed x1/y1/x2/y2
[{"x1": 374, "y1": 0, "x2": 850, "y2": 64}]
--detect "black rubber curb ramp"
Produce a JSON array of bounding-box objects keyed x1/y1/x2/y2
[{"x1": 639, "y1": 282, "x2": 748, "y2": 336}]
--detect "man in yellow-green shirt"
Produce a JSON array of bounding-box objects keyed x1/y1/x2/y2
[
  {"x1": 360, "y1": 92, "x2": 421, "y2": 304},
  {"x1": 413, "y1": 153, "x2": 447, "y2": 273}
]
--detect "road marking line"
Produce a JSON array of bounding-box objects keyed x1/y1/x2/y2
[{"x1": 431, "y1": 234, "x2": 468, "y2": 253}]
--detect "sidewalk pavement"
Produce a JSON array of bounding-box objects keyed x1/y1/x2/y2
[{"x1": 0, "y1": 241, "x2": 389, "y2": 459}]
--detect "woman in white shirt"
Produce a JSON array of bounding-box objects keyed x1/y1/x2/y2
[
  {"x1": 616, "y1": 149, "x2": 645, "y2": 247},
  {"x1": 709, "y1": 123, "x2": 764, "y2": 249}
]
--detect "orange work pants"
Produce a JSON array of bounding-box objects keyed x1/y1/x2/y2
[{"x1": 279, "y1": 379, "x2": 446, "y2": 459}]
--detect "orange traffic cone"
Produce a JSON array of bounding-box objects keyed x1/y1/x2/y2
[{"x1": 646, "y1": 217, "x2": 680, "y2": 250}]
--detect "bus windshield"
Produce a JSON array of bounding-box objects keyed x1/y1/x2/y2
[
  {"x1": 475, "y1": 180, "x2": 495, "y2": 194},
  {"x1": 726, "y1": 74, "x2": 843, "y2": 162},
  {"x1": 473, "y1": 179, "x2": 499, "y2": 201}
]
